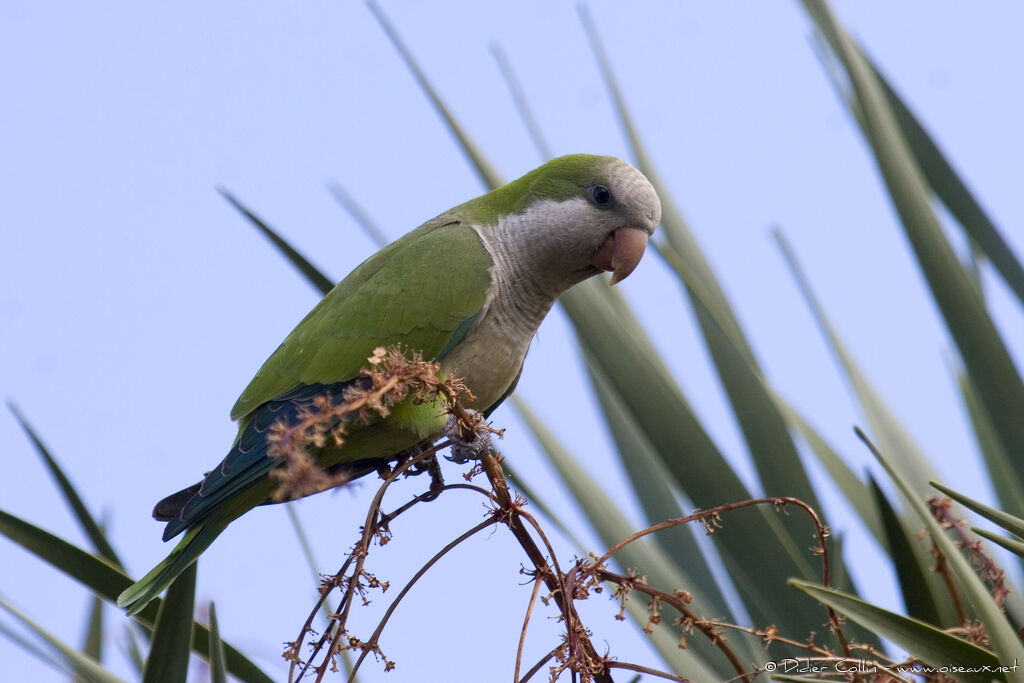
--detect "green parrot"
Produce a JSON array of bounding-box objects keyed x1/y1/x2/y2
[{"x1": 117, "y1": 154, "x2": 661, "y2": 615}]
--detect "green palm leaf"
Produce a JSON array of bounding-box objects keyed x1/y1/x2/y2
[
  {"x1": 803, "y1": 0, "x2": 1024, "y2": 500},
  {"x1": 0, "y1": 509, "x2": 273, "y2": 683},
  {"x1": 142, "y1": 563, "x2": 196, "y2": 683},
  {"x1": 790, "y1": 579, "x2": 999, "y2": 681}
]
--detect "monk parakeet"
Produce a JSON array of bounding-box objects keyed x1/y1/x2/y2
[{"x1": 118, "y1": 154, "x2": 661, "y2": 615}]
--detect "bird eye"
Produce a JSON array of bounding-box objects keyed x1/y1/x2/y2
[{"x1": 589, "y1": 184, "x2": 612, "y2": 206}]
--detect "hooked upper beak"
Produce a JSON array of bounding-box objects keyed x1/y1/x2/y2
[{"x1": 589, "y1": 227, "x2": 650, "y2": 285}]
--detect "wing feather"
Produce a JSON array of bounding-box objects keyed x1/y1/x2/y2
[
  {"x1": 230, "y1": 219, "x2": 493, "y2": 421},
  {"x1": 161, "y1": 220, "x2": 494, "y2": 539}
]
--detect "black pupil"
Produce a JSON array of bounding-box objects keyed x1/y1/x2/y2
[{"x1": 591, "y1": 185, "x2": 611, "y2": 204}]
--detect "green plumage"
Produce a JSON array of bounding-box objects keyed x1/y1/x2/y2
[
  {"x1": 118, "y1": 220, "x2": 493, "y2": 615},
  {"x1": 453, "y1": 153, "x2": 625, "y2": 225},
  {"x1": 232, "y1": 220, "x2": 492, "y2": 420}
]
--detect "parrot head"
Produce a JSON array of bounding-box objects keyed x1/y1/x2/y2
[{"x1": 457, "y1": 154, "x2": 661, "y2": 292}]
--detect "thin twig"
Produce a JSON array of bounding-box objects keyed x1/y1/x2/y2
[
  {"x1": 518, "y1": 647, "x2": 559, "y2": 683},
  {"x1": 928, "y1": 495, "x2": 1009, "y2": 610},
  {"x1": 931, "y1": 542, "x2": 968, "y2": 625},
  {"x1": 587, "y1": 495, "x2": 849, "y2": 657},
  {"x1": 290, "y1": 441, "x2": 446, "y2": 681},
  {"x1": 591, "y1": 568, "x2": 750, "y2": 683},
  {"x1": 347, "y1": 517, "x2": 499, "y2": 681},
  {"x1": 514, "y1": 567, "x2": 545, "y2": 683},
  {"x1": 276, "y1": 349, "x2": 875, "y2": 681},
  {"x1": 313, "y1": 444, "x2": 442, "y2": 680},
  {"x1": 479, "y1": 453, "x2": 614, "y2": 683},
  {"x1": 606, "y1": 660, "x2": 693, "y2": 682}
]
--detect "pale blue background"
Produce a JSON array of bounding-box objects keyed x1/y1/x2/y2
[{"x1": 2, "y1": 2, "x2": 1023, "y2": 680}]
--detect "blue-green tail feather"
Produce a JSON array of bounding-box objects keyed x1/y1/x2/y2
[
  {"x1": 124, "y1": 379, "x2": 407, "y2": 617},
  {"x1": 117, "y1": 516, "x2": 229, "y2": 616},
  {"x1": 160, "y1": 381, "x2": 361, "y2": 541}
]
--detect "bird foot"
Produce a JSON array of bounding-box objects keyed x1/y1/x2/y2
[
  {"x1": 444, "y1": 409, "x2": 496, "y2": 464},
  {"x1": 395, "y1": 443, "x2": 445, "y2": 500},
  {"x1": 417, "y1": 454, "x2": 445, "y2": 500},
  {"x1": 403, "y1": 446, "x2": 437, "y2": 476}
]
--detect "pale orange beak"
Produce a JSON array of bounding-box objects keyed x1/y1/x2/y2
[{"x1": 589, "y1": 227, "x2": 650, "y2": 285}]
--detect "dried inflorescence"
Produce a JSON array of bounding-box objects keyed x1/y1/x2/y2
[
  {"x1": 927, "y1": 495, "x2": 1010, "y2": 615},
  {"x1": 274, "y1": 352, "x2": 1013, "y2": 682},
  {"x1": 266, "y1": 345, "x2": 471, "y2": 503}
]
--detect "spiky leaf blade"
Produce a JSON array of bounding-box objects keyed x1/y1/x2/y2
[
  {"x1": 219, "y1": 190, "x2": 334, "y2": 296},
  {"x1": 774, "y1": 230, "x2": 940, "y2": 497},
  {"x1": 789, "y1": 579, "x2": 999, "y2": 682},
  {"x1": 142, "y1": 563, "x2": 196, "y2": 683},
  {"x1": 955, "y1": 369, "x2": 1024, "y2": 519},
  {"x1": 777, "y1": 397, "x2": 884, "y2": 544},
  {"x1": 803, "y1": 0, "x2": 1024, "y2": 499},
  {"x1": 0, "y1": 596, "x2": 127, "y2": 683},
  {"x1": 7, "y1": 403, "x2": 122, "y2": 568},
  {"x1": 585, "y1": 358, "x2": 733, "y2": 622},
  {"x1": 931, "y1": 482, "x2": 1024, "y2": 540},
  {"x1": 868, "y1": 476, "x2": 954, "y2": 627},
  {"x1": 0, "y1": 510, "x2": 273, "y2": 683},
  {"x1": 868, "y1": 57, "x2": 1024, "y2": 309},
  {"x1": 365, "y1": 0, "x2": 503, "y2": 190},
  {"x1": 858, "y1": 429, "x2": 1024, "y2": 672},
  {"x1": 207, "y1": 602, "x2": 227, "y2": 683}
]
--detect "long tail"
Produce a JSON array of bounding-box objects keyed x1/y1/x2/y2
[{"x1": 117, "y1": 514, "x2": 230, "y2": 616}]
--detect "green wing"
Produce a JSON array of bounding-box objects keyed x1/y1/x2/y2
[{"x1": 231, "y1": 219, "x2": 493, "y2": 421}]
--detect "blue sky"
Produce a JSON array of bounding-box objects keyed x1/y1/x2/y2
[{"x1": 2, "y1": 2, "x2": 1023, "y2": 680}]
